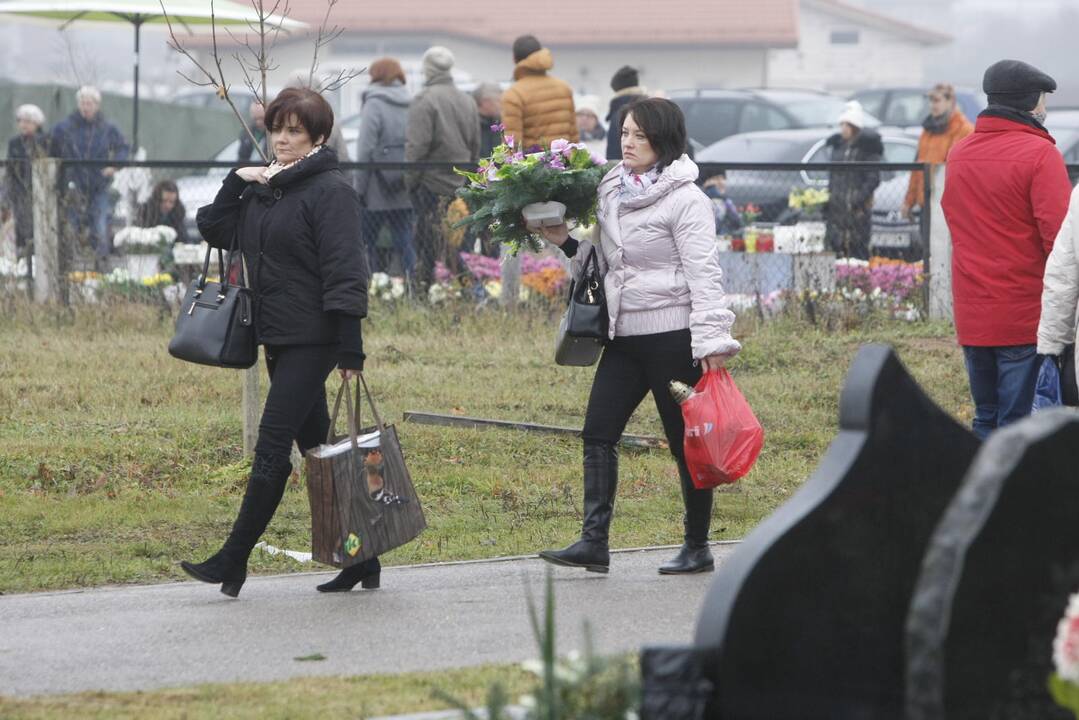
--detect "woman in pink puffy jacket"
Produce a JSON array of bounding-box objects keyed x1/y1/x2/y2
[{"x1": 536, "y1": 97, "x2": 741, "y2": 576}]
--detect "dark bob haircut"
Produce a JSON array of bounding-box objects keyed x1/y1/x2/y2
[
  {"x1": 620, "y1": 97, "x2": 688, "y2": 170},
  {"x1": 265, "y1": 87, "x2": 334, "y2": 145}
]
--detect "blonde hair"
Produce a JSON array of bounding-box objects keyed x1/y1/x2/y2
[{"x1": 928, "y1": 83, "x2": 955, "y2": 101}]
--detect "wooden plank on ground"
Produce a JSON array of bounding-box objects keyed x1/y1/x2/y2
[{"x1": 402, "y1": 411, "x2": 667, "y2": 450}]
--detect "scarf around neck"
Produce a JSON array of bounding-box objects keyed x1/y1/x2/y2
[
  {"x1": 923, "y1": 111, "x2": 952, "y2": 134},
  {"x1": 619, "y1": 164, "x2": 661, "y2": 197},
  {"x1": 264, "y1": 144, "x2": 324, "y2": 181}
]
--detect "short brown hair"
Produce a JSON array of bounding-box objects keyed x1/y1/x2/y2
[
  {"x1": 369, "y1": 57, "x2": 406, "y2": 86},
  {"x1": 621, "y1": 97, "x2": 688, "y2": 170},
  {"x1": 927, "y1": 83, "x2": 955, "y2": 100},
  {"x1": 265, "y1": 87, "x2": 334, "y2": 145}
]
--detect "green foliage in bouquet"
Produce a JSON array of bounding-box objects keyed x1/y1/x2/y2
[{"x1": 455, "y1": 136, "x2": 610, "y2": 255}]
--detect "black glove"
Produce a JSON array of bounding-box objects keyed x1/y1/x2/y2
[{"x1": 333, "y1": 312, "x2": 365, "y2": 371}]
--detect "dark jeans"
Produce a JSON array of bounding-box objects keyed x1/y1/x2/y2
[
  {"x1": 584, "y1": 329, "x2": 702, "y2": 459},
  {"x1": 962, "y1": 344, "x2": 1040, "y2": 440},
  {"x1": 364, "y1": 208, "x2": 416, "y2": 279},
  {"x1": 410, "y1": 186, "x2": 448, "y2": 289},
  {"x1": 256, "y1": 344, "x2": 338, "y2": 457},
  {"x1": 65, "y1": 188, "x2": 111, "y2": 258}
]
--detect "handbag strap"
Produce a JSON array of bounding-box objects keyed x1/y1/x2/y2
[{"x1": 326, "y1": 374, "x2": 387, "y2": 446}]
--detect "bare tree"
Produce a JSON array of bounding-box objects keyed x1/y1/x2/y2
[
  {"x1": 307, "y1": 0, "x2": 362, "y2": 93},
  {"x1": 160, "y1": 0, "x2": 363, "y2": 164}
]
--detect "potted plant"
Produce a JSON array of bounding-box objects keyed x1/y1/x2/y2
[{"x1": 111, "y1": 225, "x2": 177, "y2": 280}]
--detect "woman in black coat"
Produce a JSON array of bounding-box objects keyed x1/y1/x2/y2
[
  {"x1": 183, "y1": 87, "x2": 376, "y2": 597},
  {"x1": 5, "y1": 104, "x2": 49, "y2": 254},
  {"x1": 824, "y1": 102, "x2": 883, "y2": 260}
]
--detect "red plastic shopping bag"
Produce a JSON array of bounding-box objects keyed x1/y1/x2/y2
[{"x1": 680, "y1": 369, "x2": 764, "y2": 489}]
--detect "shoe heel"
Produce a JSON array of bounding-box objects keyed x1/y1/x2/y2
[
  {"x1": 361, "y1": 573, "x2": 380, "y2": 590},
  {"x1": 220, "y1": 579, "x2": 244, "y2": 598}
]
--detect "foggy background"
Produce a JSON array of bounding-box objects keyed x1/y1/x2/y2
[{"x1": 0, "y1": 0, "x2": 1076, "y2": 105}]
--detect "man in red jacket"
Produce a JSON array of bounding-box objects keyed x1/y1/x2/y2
[{"x1": 942, "y1": 59, "x2": 1071, "y2": 439}]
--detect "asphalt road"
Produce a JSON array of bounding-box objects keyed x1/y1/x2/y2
[{"x1": 0, "y1": 544, "x2": 736, "y2": 697}]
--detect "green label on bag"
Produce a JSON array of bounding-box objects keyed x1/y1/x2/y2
[{"x1": 345, "y1": 533, "x2": 362, "y2": 557}]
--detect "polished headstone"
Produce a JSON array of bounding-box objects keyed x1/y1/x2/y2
[
  {"x1": 906, "y1": 408, "x2": 1079, "y2": 720},
  {"x1": 642, "y1": 344, "x2": 980, "y2": 719}
]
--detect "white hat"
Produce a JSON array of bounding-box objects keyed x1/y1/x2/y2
[
  {"x1": 838, "y1": 100, "x2": 865, "y2": 129},
  {"x1": 422, "y1": 46, "x2": 455, "y2": 79}
]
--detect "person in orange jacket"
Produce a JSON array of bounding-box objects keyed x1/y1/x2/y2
[{"x1": 902, "y1": 83, "x2": 974, "y2": 218}]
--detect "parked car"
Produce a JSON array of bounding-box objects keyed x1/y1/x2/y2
[
  {"x1": 697, "y1": 127, "x2": 921, "y2": 257},
  {"x1": 173, "y1": 115, "x2": 361, "y2": 240},
  {"x1": 850, "y1": 87, "x2": 984, "y2": 132},
  {"x1": 670, "y1": 88, "x2": 879, "y2": 148}
]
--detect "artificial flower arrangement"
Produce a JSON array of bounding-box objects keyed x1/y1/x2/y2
[
  {"x1": 1051, "y1": 592, "x2": 1079, "y2": 718},
  {"x1": 111, "y1": 225, "x2": 177, "y2": 254},
  {"x1": 740, "y1": 203, "x2": 762, "y2": 225},
  {"x1": 788, "y1": 187, "x2": 830, "y2": 214},
  {"x1": 455, "y1": 128, "x2": 609, "y2": 254}
]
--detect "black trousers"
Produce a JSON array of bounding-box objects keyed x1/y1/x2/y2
[
  {"x1": 256, "y1": 344, "x2": 339, "y2": 458},
  {"x1": 410, "y1": 186, "x2": 448, "y2": 289},
  {"x1": 583, "y1": 329, "x2": 701, "y2": 460}
]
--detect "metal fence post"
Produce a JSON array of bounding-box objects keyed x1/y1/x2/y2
[
  {"x1": 31, "y1": 158, "x2": 62, "y2": 303},
  {"x1": 921, "y1": 162, "x2": 933, "y2": 318},
  {"x1": 928, "y1": 165, "x2": 952, "y2": 322}
]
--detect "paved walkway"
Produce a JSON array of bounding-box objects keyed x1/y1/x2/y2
[{"x1": 0, "y1": 544, "x2": 737, "y2": 697}]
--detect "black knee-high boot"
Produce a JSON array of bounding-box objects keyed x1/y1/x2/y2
[
  {"x1": 181, "y1": 453, "x2": 292, "y2": 597},
  {"x1": 539, "y1": 442, "x2": 618, "y2": 573},
  {"x1": 658, "y1": 457, "x2": 715, "y2": 575}
]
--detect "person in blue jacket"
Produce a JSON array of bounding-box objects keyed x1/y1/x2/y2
[{"x1": 50, "y1": 86, "x2": 129, "y2": 260}]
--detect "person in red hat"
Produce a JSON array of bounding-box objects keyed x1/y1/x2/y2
[{"x1": 942, "y1": 59, "x2": 1071, "y2": 439}]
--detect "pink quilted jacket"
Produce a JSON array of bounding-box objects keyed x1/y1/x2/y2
[{"x1": 571, "y1": 156, "x2": 740, "y2": 360}]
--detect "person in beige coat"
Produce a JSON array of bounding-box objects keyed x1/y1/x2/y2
[
  {"x1": 1037, "y1": 184, "x2": 1079, "y2": 404},
  {"x1": 501, "y1": 35, "x2": 579, "y2": 151},
  {"x1": 405, "y1": 46, "x2": 480, "y2": 291},
  {"x1": 535, "y1": 97, "x2": 740, "y2": 576}
]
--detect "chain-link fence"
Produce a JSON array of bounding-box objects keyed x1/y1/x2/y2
[{"x1": 2, "y1": 157, "x2": 1015, "y2": 323}]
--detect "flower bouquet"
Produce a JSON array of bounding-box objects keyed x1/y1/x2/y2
[
  {"x1": 788, "y1": 187, "x2": 829, "y2": 216},
  {"x1": 1051, "y1": 592, "x2": 1079, "y2": 718},
  {"x1": 455, "y1": 131, "x2": 609, "y2": 254},
  {"x1": 112, "y1": 225, "x2": 177, "y2": 254}
]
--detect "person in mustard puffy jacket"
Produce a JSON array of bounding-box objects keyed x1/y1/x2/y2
[
  {"x1": 902, "y1": 83, "x2": 974, "y2": 218},
  {"x1": 501, "y1": 35, "x2": 579, "y2": 151}
]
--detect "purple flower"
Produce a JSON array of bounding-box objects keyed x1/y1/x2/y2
[
  {"x1": 504, "y1": 134, "x2": 516, "y2": 149},
  {"x1": 546, "y1": 156, "x2": 566, "y2": 170},
  {"x1": 590, "y1": 151, "x2": 608, "y2": 167},
  {"x1": 491, "y1": 123, "x2": 505, "y2": 133},
  {"x1": 550, "y1": 138, "x2": 571, "y2": 156}
]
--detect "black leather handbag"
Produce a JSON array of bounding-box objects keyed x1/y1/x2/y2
[
  {"x1": 168, "y1": 241, "x2": 257, "y2": 369},
  {"x1": 555, "y1": 246, "x2": 608, "y2": 367}
]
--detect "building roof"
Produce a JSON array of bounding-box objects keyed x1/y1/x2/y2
[
  {"x1": 804, "y1": 0, "x2": 952, "y2": 45},
  {"x1": 281, "y1": 0, "x2": 800, "y2": 48}
]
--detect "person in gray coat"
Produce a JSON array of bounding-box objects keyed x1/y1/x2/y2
[
  {"x1": 356, "y1": 58, "x2": 415, "y2": 279},
  {"x1": 405, "y1": 46, "x2": 480, "y2": 290}
]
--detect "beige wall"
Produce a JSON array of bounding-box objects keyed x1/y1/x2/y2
[{"x1": 768, "y1": 6, "x2": 930, "y2": 92}]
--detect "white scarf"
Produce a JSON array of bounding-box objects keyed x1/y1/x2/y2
[
  {"x1": 264, "y1": 144, "x2": 324, "y2": 181},
  {"x1": 619, "y1": 163, "x2": 660, "y2": 197}
]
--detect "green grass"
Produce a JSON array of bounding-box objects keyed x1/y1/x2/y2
[
  {"x1": 0, "y1": 662, "x2": 538, "y2": 719},
  {"x1": 0, "y1": 297, "x2": 971, "y2": 594}
]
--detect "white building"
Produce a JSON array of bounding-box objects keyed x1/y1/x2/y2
[{"x1": 768, "y1": 0, "x2": 952, "y2": 93}]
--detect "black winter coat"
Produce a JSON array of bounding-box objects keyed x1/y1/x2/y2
[
  {"x1": 824, "y1": 129, "x2": 883, "y2": 259},
  {"x1": 196, "y1": 147, "x2": 368, "y2": 357}
]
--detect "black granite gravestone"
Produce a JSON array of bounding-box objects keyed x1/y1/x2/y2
[
  {"x1": 906, "y1": 408, "x2": 1079, "y2": 720},
  {"x1": 641, "y1": 345, "x2": 980, "y2": 719}
]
